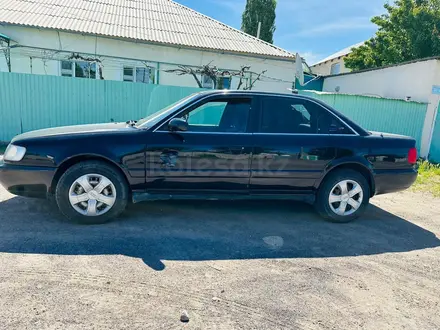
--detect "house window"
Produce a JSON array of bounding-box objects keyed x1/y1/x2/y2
[
  {"x1": 201, "y1": 74, "x2": 214, "y2": 89},
  {"x1": 217, "y1": 76, "x2": 232, "y2": 90},
  {"x1": 123, "y1": 66, "x2": 155, "y2": 84},
  {"x1": 330, "y1": 62, "x2": 341, "y2": 75},
  {"x1": 60, "y1": 61, "x2": 97, "y2": 79},
  {"x1": 61, "y1": 61, "x2": 73, "y2": 77},
  {"x1": 123, "y1": 67, "x2": 134, "y2": 81}
]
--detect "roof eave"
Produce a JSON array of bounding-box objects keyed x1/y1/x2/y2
[
  {"x1": 0, "y1": 22, "x2": 296, "y2": 62},
  {"x1": 323, "y1": 56, "x2": 440, "y2": 78}
]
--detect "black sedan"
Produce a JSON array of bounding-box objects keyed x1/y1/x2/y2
[{"x1": 0, "y1": 91, "x2": 418, "y2": 224}]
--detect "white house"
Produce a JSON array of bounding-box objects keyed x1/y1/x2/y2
[
  {"x1": 311, "y1": 42, "x2": 364, "y2": 76},
  {"x1": 321, "y1": 57, "x2": 440, "y2": 158},
  {"x1": 0, "y1": 0, "x2": 296, "y2": 93}
]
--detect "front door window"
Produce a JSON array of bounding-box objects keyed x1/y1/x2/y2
[{"x1": 161, "y1": 98, "x2": 251, "y2": 133}]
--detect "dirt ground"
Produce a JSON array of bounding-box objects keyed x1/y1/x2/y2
[{"x1": 0, "y1": 185, "x2": 439, "y2": 330}]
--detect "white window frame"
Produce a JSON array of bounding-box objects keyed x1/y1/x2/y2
[
  {"x1": 123, "y1": 66, "x2": 135, "y2": 82},
  {"x1": 60, "y1": 60, "x2": 74, "y2": 77},
  {"x1": 123, "y1": 65, "x2": 156, "y2": 84},
  {"x1": 330, "y1": 62, "x2": 341, "y2": 75},
  {"x1": 60, "y1": 60, "x2": 99, "y2": 79},
  {"x1": 217, "y1": 75, "x2": 232, "y2": 90},
  {"x1": 201, "y1": 74, "x2": 214, "y2": 89}
]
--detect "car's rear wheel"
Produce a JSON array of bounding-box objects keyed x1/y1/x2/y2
[
  {"x1": 315, "y1": 169, "x2": 370, "y2": 223},
  {"x1": 55, "y1": 161, "x2": 129, "y2": 224}
]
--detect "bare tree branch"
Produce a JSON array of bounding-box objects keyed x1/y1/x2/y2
[
  {"x1": 68, "y1": 52, "x2": 104, "y2": 79},
  {"x1": 68, "y1": 53, "x2": 102, "y2": 63},
  {"x1": 141, "y1": 61, "x2": 156, "y2": 69},
  {"x1": 235, "y1": 65, "x2": 251, "y2": 90},
  {"x1": 189, "y1": 70, "x2": 203, "y2": 88},
  {"x1": 199, "y1": 63, "x2": 219, "y2": 89},
  {"x1": 165, "y1": 65, "x2": 203, "y2": 88},
  {"x1": 244, "y1": 70, "x2": 267, "y2": 91},
  {"x1": 165, "y1": 63, "x2": 266, "y2": 90}
]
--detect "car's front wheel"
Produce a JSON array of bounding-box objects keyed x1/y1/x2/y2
[
  {"x1": 55, "y1": 161, "x2": 129, "y2": 224},
  {"x1": 315, "y1": 169, "x2": 370, "y2": 223}
]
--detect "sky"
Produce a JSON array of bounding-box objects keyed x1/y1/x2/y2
[{"x1": 175, "y1": 0, "x2": 387, "y2": 65}]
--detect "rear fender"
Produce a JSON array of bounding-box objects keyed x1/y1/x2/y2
[{"x1": 315, "y1": 157, "x2": 375, "y2": 196}]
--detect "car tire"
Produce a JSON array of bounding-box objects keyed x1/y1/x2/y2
[
  {"x1": 315, "y1": 169, "x2": 370, "y2": 223},
  {"x1": 55, "y1": 161, "x2": 129, "y2": 224}
]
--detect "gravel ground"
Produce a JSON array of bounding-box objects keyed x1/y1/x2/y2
[{"x1": 0, "y1": 185, "x2": 439, "y2": 330}]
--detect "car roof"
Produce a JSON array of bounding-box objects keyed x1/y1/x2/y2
[
  {"x1": 196, "y1": 90, "x2": 297, "y2": 98},
  {"x1": 194, "y1": 90, "x2": 327, "y2": 103},
  {"x1": 195, "y1": 90, "x2": 369, "y2": 136}
]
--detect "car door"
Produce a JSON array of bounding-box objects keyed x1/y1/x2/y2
[
  {"x1": 250, "y1": 95, "x2": 354, "y2": 194},
  {"x1": 145, "y1": 95, "x2": 255, "y2": 193}
]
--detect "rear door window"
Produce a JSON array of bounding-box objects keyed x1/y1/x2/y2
[{"x1": 259, "y1": 97, "x2": 353, "y2": 135}]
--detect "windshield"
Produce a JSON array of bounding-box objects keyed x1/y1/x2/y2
[{"x1": 136, "y1": 93, "x2": 201, "y2": 128}]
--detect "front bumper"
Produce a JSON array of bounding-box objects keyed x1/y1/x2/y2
[
  {"x1": 374, "y1": 169, "x2": 418, "y2": 195},
  {"x1": 0, "y1": 157, "x2": 56, "y2": 198}
]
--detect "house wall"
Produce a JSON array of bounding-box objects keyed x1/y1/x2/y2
[
  {"x1": 311, "y1": 56, "x2": 350, "y2": 76},
  {"x1": 322, "y1": 60, "x2": 438, "y2": 101},
  {"x1": 321, "y1": 59, "x2": 440, "y2": 158},
  {"x1": 0, "y1": 25, "x2": 295, "y2": 93}
]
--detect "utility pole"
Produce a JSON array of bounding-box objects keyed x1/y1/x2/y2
[{"x1": 256, "y1": 22, "x2": 262, "y2": 39}]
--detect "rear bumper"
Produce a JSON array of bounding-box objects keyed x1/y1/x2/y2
[
  {"x1": 0, "y1": 157, "x2": 56, "y2": 198},
  {"x1": 374, "y1": 169, "x2": 418, "y2": 195}
]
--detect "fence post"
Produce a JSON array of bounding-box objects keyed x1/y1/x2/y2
[{"x1": 420, "y1": 95, "x2": 440, "y2": 158}]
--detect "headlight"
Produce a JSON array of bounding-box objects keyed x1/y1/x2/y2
[{"x1": 4, "y1": 144, "x2": 26, "y2": 162}]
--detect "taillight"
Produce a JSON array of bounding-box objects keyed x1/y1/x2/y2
[{"x1": 408, "y1": 148, "x2": 417, "y2": 164}]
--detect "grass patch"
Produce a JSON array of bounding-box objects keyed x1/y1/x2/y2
[{"x1": 412, "y1": 161, "x2": 440, "y2": 197}]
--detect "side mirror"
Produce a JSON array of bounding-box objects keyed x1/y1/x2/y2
[{"x1": 168, "y1": 118, "x2": 188, "y2": 132}]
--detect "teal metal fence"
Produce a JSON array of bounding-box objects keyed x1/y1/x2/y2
[
  {"x1": 0, "y1": 73, "x2": 433, "y2": 158},
  {"x1": 299, "y1": 90, "x2": 429, "y2": 151},
  {"x1": 0, "y1": 72, "x2": 204, "y2": 142},
  {"x1": 429, "y1": 105, "x2": 440, "y2": 163}
]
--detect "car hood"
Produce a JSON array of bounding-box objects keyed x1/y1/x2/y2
[{"x1": 12, "y1": 122, "x2": 130, "y2": 142}]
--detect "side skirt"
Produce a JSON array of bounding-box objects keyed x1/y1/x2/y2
[{"x1": 132, "y1": 192, "x2": 315, "y2": 204}]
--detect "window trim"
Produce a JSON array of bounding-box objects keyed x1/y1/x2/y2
[
  {"x1": 256, "y1": 95, "x2": 357, "y2": 136},
  {"x1": 153, "y1": 131, "x2": 253, "y2": 136},
  {"x1": 149, "y1": 93, "x2": 359, "y2": 136}
]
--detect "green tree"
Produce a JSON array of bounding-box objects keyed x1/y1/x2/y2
[
  {"x1": 345, "y1": 0, "x2": 440, "y2": 71},
  {"x1": 241, "y1": 0, "x2": 277, "y2": 44}
]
